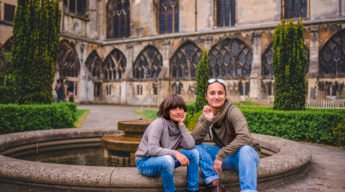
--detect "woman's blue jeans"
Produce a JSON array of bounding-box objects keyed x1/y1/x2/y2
[
  {"x1": 135, "y1": 149, "x2": 199, "y2": 192},
  {"x1": 195, "y1": 144, "x2": 260, "y2": 192}
]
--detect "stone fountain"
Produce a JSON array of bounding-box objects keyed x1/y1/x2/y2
[
  {"x1": 101, "y1": 119, "x2": 151, "y2": 166},
  {"x1": 0, "y1": 122, "x2": 312, "y2": 191}
]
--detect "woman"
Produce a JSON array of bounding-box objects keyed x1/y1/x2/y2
[
  {"x1": 192, "y1": 79, "x2": 260, "y2": 192},
  {"x1": 135, "y1": 94, "x2": 199, "y2": 192}
]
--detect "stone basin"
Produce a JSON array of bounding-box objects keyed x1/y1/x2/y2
[{"x1": 0, "y1": 127, "x2": 312, "y2": 191}]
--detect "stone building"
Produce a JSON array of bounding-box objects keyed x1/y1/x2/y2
[{"x1": 1, "y1": 0, "x2": 345, "y2": 105}]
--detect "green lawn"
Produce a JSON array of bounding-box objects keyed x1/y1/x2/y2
[
  {"x1": 135, "y1": 109, "x2": 157, "y2": 120},
  {"x1": 73, "y1": 109, "x2": 89, "y2": 127}
]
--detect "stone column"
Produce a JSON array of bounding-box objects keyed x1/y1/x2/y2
[
  {"x1": 249, "y1": 32, "x2": 262, "y2": 99},
  {"x1": 308, "y1": 26, "x2": 319, "y2": 100},
  {"x1": 161, "y1": 39, "x2": 171, "y2": 102},
  {"x1": 120, "y1": 44, "x2": 134, "y2": 104}
]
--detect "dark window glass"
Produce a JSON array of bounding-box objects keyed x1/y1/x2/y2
[
  {"x1": 4, "y1": 4, "x2": 15, "y2": 23},
  {"x1": 172, "y1": 82, "x2": 183, "y2": 95},
  {"x1": 153, "y1": 83, "x2": 158, "y2": 95},
  {"x1": 85, "y1": 51, "x2": 102, "y2": 80},
  {"x1": 209, "y1": 38, "x2": 252, "y2": 79},
  {"x1": 106, "y1": 0, "x2": 130, "y2": 38},
  {"x1": 284, "y1": 0, "x2": 307, "y2": 19},
  {"x1": 69, "y1": 0, "x2": 76, "y2": 13},
  {"x1": 133, "y1": 46, "x2": 162, "y2": 79},
  {"x1": 159, "y1": 0, "x2": 179, "y2": 34},
  {"x1": 77, "y1": 0, "x2": 87, "y2": 15},
  {"x1": 103, "y1": 49, "x2": 126, "y2": 80},
  {"x1": 137, "y1": 85, "x2": 143, "y2": 95},
  {"x1": 94, "y1": 83, "x2": 102, "y2": 97},
  {"x1": 171, "y1": 42, "x2": 202, "y2": 79},
  {"x1": 319, "y1": 30, "x2": 345, "y2": 77},
  {"x1": 216, "y1": 0, "x2": 235, "y2": 27},
  {"x1": 57, "y1": 42, "x2": 80, "y2": 78}
]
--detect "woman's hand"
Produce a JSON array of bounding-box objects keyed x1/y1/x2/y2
[
  {"x1": 178, "y1": 111, "x2": 186, "y2": 126},
  {"x1": 203, "y1": 105, "x2": 214, "y2": 121},
  {"x1": 213, "y1": 159, "x2": 223, "y2": 174},
  {"x1": 175, "y1": 151, "x2": 189, "y2": 166}
]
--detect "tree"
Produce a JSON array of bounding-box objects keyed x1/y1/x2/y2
[
  {"x1": 272, "y1": 19, "x2": 307, "y2": 110},
  {"x1": 12, "y1": 0, "x2": 61, "y2": 104},
  {"x1": 195, "y1": 50, "x2": 210, "y2": 113}
]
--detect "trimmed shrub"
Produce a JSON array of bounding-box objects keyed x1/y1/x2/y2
[{"x1": 0, "y1": 102, "x2": 76, "y2": 133}]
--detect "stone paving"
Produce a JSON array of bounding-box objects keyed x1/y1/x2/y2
[{"x1": 78, "y1": 104, "x2": 345, "y2": 192}]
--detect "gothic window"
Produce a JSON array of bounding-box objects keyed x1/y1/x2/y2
[
  {"x1": 94, "y1": 82, "x2": 102, "y2": 97},
  {"x1": 153, "y1": 83, "x2": 158, "y2": 95},
  {"x1": 85, "y1": 51, "x2": 102, "y2": 80},
  {"x1": 262, "y1": 44, "x2": 310, "y2": 77},
  {"x1": 133, "y1": 46, "x2": 162, "y2": 79},
  {"x1": 0, "y1": 38, "x2": 12, "y2": 72},
  {"x1": 172, "y1": 82, "x2": 183, "y2": 95},
  {"x1": 209, "y1": 38, "x2": 252, "y2": 79},
  {"x1": 319, "y1": 30, "x2": 345, "y2": 77},
  {"x1": 103, "y1": 49, "x2": 126, "y2": 81},
  {"x1": 216, "y1": 0, "x2": 236, "y2": 27},
  {"x1": 57, "y1": 41, "x2": 80, "y2": 78},
  {"x1": 106, "y1": 85, "x2": 112, "y2": 95},
  {"x1": 137, "y1": 85, "x2": 143, "y2": 95},
  {"x1": 245, "y1": 81, "x2": 250, "y2": 96},
  {"x1": 158, "y1": 0, "x2": 179, "y2": 34},
  {"x1": 106, "y1": 0, "x2": 130, "y2": 38},
  {"x1": 283, "y1": 0, "x2": 307, "y2": 19},
  {"x1": 267, "y1": 82, "x2": 273, "y2": 96},
  {"x1": 262, "y1": 45, "x2": 274, "y2": 77},
  {"x1": 4, "y1": 4, "x2": 15, "y2": 23},
  {"x1": 170, "y1": 41, "x2": 202, "y2": 79},
  {"x1": 63, "y1": 0, "x2": 88, "y2": 17}
]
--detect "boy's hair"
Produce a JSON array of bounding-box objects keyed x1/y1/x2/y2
[{"x1": 157, "y1": 94, "x2": 187, "y2": 120}]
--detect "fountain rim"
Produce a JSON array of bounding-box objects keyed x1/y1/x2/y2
[{"x1": 0, "y1": 127, "x2": 312, "y2": 190}]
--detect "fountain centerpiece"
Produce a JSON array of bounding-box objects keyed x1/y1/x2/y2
[{"x1": 101, "y1": 119, "x2": 151, "y2": 166}]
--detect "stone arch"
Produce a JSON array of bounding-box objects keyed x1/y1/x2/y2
[
  {"x1": 208, "y1": 38, "x2": 253, "y2": 79},
  {"x1": 103, "y1": 48, "x2": 126, "y2": 80},
  {"x1": 319, "y1": 29, "x2": 345, "y2": 78},
  {"x1": 133, "y1": 45, "x2": 162, "y2": 79},
  {"x1": 57, "y1": 40, "x2": 80, "y2": 78},
  {"x1": 106, "y1": 0, "x2": 130, "y2": 38},
  {"x1": 170, "y1": 41, "x2": 202, "y2": 79},
  {"x1": 85, "y1": 51, "x2": 102, "y2": 80},
  {"x1": 261, "y1": 43, "x2": 310, "y2": 78},
  {"x1": 0, "y1": 37, "x2": 13, "y2": 72}
]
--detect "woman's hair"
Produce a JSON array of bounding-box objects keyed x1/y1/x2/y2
[{"x1": 157, "y1": 94, "x2": 187, "y2": 120}]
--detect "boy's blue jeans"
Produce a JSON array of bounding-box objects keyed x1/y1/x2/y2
[
  {"x1": 135, "y1": 148, "x2": 199, "y2": 192},
  {"x1": 195, "y1": 144, "x2": 260, "y2": 192}
]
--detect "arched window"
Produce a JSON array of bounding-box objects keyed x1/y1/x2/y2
[
  {"x1": 57, "y1": 41, "x2": 80, "y2": 78},
  {"x1": 170, "y1": 41, "x2": 201, "y2": 79},
  {"x1": 85, "y1": 51, "x2": 102, "y2": 80},
  {"x1": 158, "y1": 0, "x2": 179, "y2": 34},
  {"x1": 103, "y1": 49, "x2": 126, "y2": 80},
  {"x1": 216, "y1": 0, "x2": 236, "y2": 27},
  {"x1": 262, "y1": 43, "x2": 310, "y2": 77},
  {"x1": 171, "y1": 82, "x2": 183, "y2": 94},
  {"x1": 283, "y1": 0, "x2": 307, "y2": 19},
  {"x1": 0, "y1": 37, "x2": 12, "y2": 72},
  {"x1": 63, "y1": 0, "x2": 88, "y2": 17},
  {"x1": 319, "y1": 30, "x2": 345, "y2": 77},
  {"x1": 106, "y1": 0, "x2": 130, "y2": 38},
  {"x1": 209, "y1": 38, "x2": 252, "y2": 78},
  {"x1": 133, "y1": 46, "x2": 162, "y2": 79}
]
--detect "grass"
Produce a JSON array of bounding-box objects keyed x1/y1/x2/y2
[
  {"x1": 73, "y1": 109, "x2": 90, "y2": 127},
  {"x1": 135, "y1": 109, "x2": 157, "y2": 120}
]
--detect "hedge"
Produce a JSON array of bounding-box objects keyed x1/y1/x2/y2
[
  {"x1": 0, "y1": 102, "x2": 76, "y2": 133},
  {"x1": 187, "y1": 106, "x2": 345, "y2": 146}
]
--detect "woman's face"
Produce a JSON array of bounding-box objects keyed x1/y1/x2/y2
[
  {"x1": 169, "y1": 107, "x2": 185, "y2": 123},
  {"x1": 206, "y1": 82, "x2": 226, "y2": 109}
]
